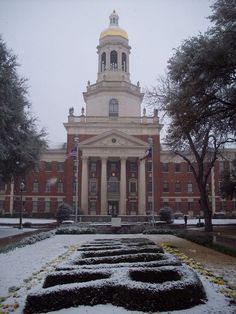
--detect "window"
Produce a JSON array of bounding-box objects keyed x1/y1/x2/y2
[
  {"x1": 57, "y1": 182, "x2": 64, "y2": 193},
  {"x1": 45, "y1": 201, "x2": 50, "y2": 212},
  {"x1": 187, "y1": 164, "x2": 193, "y2": 172},
  {"x1": 175, "y1": 163, "x2": 181, "y2": 172},
  {"x1": 130, "y1": 162, "x2": 137, "y2": 172},
  {"x1": 221, "y1": 200, "x2": 227, "y2": 211},
  {"x1": 89, "y1": 180, "x2": 97, "y2": 193},
  {"x1": 90, "y1": 162, "x2": 96, "y2": 172},
  {"x1": 175, "y1": 202, "x2": 181, "y2": 211},
  {"x1": 109, "y1": 99, "x2": 119, "y2": 117},
  {"x1": 233, "y1": 200, "x2": 236, "y2": 211},
  {"x1": 219, "y1": 181, "x2": 223, "y2": 194},
  {"x1": 147, "y1": 161, "x2": 152, "y2": 172},
  {"x1": 162, "y1": 163, "x2": 169, "y2": 172},
  {"x1": 45, "y1": 180, "x2": 51, "y2": 193},
  {"x1": 111, "y1": 162, "x2": 117, "y2": 172},
  {"x1": 32, "y1": 201, "x2": 38, "y2": 212},
  {"x1": 147, "y1": 202, "x2": 152, "y2": 214},
  {"x1": 175, "y1": 181, "x2": 181, "y2": 192},
  {"x1": 188, "y1": 202, "x2": 193, "y2": 211},
  {"x1": 32, "y1": 182, "x2": 38, "y2": 192},
  {"x1": 0, "y1": 180, "x2": 5, "y2": 191},
  {"x1": 219, "y1": 161, "x2": 225, "y2": 174},
  {"x1": 73, "y1": 181, "x2": 77, "y2": 193},
  {"x1": 187, "y1": 183, "x2": 193, "y2": 193},
  {"x1": 148, "y1": 181, "x2": 152, "y2": 192},
  {"x1": 0, "y1": 200, "x2": 4, "y2": 210},
  {"x1": 110, "y1": 50, "x2": 118, "y2": 69},
  {"x1": 107, "y1": 178, "x2": 119, "y2": 192},
  {"x1": 129, "y1": 180, "x2": 137, "y2": 193},
  {"x1": 73, "y1": 160, "x2": 77, "y2": 172},
  {"x1": 45, "y1": 162, "x2": 52, "y2": 171},
  {"x1": 163, "y1": 182, "x2": 169, "y2": 192},
  {"x1": 101, "y1": 52, "x2": 106, "y2": 72},
  {"x1": 90, "y1": 200, "x2": 96, "y2": 213},
  {"x1": 58, "y1": 162, "x2": 64, "y2": 172},
  {"x1": 130, "y1": 201, "x2": 137, "y2": 212},
  {"x1": 122, "y1": 52, "x2": 127, "y2": 72}
]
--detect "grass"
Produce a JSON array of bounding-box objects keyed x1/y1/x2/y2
[{"x1": 143, "y1": 228, "x2": 236, "y2": 257}]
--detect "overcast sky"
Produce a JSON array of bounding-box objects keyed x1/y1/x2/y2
[{"x1": 0, "y1": 0, "x2": 214, "y2": 145}]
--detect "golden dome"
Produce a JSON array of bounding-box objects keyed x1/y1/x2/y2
[
  {"x1": 100, "y1": 27, "x2": 128, "y2": 40},
  {"x1": 100, "y1": 10, "x2": 128, "y2": 40}
]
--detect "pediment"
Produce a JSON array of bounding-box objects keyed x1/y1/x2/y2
[{"x1": 80, "y1": 130, "x2": 148, "y2": 148}]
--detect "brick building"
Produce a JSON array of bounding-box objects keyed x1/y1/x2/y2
[{"x1": 0, "y1": 11, "x2": 235, "y2": 219}]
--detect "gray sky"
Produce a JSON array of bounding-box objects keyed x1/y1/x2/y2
[{"x1": 0, "y1": 0, "x2": 214, "y2": 144}]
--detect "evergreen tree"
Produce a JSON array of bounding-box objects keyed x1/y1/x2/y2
[{"x1": 0, "y1": 37, "x2": 46, "y2": 183}]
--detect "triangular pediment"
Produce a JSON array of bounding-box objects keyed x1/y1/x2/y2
[{"x1": 80, "y1": 129, "x2": 148, "y2": 148}]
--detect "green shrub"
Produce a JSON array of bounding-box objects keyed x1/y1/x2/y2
[
  {"x1": 56, "y1": 202, "x2": 72, "y2": 223},
  {"x1": 159, "y1": 207, "x2": 174, "y2": 224}
]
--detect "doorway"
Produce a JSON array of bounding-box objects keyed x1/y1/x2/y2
[{"x1": 108, "y1": 201, "x2": 119, "y2": 217}]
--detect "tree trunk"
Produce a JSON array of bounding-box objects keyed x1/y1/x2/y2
[
  {"x1": 204, "y1": 208, "x2": 213, "y2": 232},
  {"x1": 199, "y1": 189, "x2": 213, "y2": 232}
]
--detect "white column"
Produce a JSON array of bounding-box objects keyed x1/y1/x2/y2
[
  {"x1": 138, "y1": 159, "x2": 146, "y2": 215},
  {"x1": 81, "y1": 156, "x2": 88, "y2": 214},
  {"x1": 101, "y1": 157, "x2": 107, "y2": 215},
  {"x1": 120, "y1": 158, "x2": 127, "y2": 215}
]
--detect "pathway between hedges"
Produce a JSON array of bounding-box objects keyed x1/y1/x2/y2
[{"x1": 154, "y1": 234, "x2": 236, "y2": 287}]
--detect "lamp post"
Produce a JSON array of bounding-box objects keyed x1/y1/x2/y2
[
  {"x1": 74, "y1": 137, "x2": 79, "y2": 223},
  {"x1": 19, "y1": 182, "x2": 25, "y2": 229},
  {"x1": 148, "y1": 137, "x2": 154, "y2": 226}
]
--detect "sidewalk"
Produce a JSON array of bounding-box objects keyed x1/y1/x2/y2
[{"x1": 156, "y1": 234, "x2": 236, "y2": 287}]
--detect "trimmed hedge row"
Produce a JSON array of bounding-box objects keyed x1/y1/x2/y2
[
  {"x1": 24, "y1": 265, "x2": 206, "y2": 313},
  {"x1": 24, "y1": 237, "x2": 206, "y2": 313}
]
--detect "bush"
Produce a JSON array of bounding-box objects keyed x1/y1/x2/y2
[
  {"x1": 23, "y1": 222, "x2": 32, "y2": 228},
  {"x1": 159, "y1": 207, "x2": 173, "y2": 224},
  {"x1": 56, "y1": 202, "x2": 72, "y2": 223},
  {"x1": 56, "y1": 226, "x2": 96, "y2": 234}
]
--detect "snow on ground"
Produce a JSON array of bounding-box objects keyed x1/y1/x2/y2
[
  {"x1": 0, "y1": 234, "x2": 236, "y2": 314},
  {"x1": 0, "y1": 226, "x2": 37, "y2": 239},
  {"x1": 0, "y1": 218, "x2": 57, "y2": 224}
]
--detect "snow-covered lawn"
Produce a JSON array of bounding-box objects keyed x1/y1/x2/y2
[
  {"x1": 0, "y1": 218, "x2": 57, "y2": 224},
  {"x1": 0, "y1": 226, "x2": 37, "y2": 239},
  {"x1": 0, "y1": 234, "x2": 236, "y2": 314}
]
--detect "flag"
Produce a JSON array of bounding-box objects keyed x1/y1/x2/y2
[
  {"x1": 66, "y1": 146, "x2": 77, "y2": 160},
  {"x1": 140, "y1": 147, "x2": 152, "y2": 160}
]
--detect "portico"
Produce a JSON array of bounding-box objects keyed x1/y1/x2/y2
[{"x1": 79, "y1": 130, "x2": 149, "y2": 216}]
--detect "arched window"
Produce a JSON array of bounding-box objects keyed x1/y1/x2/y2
[
  {"x1": 110, "y1": 50, "x2": 118, "y2": 69},
  {"x1": 101, "y1": 52, "x2": 106, "y2": 72},
  {"x1": 109, "y1": 98, "x2": 119, "y2": 117},
  {"x1": 122, "y1": 52, "x2": 127, "y2": 72}
]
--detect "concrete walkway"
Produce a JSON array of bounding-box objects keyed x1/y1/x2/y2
[{"x1": 155, "y1": 234, "x2": 236, "y2": 287}]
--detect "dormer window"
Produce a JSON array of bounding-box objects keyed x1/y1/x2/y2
[{"x1": 109, "y1": 98, "x2": 119, "y2": 117}]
